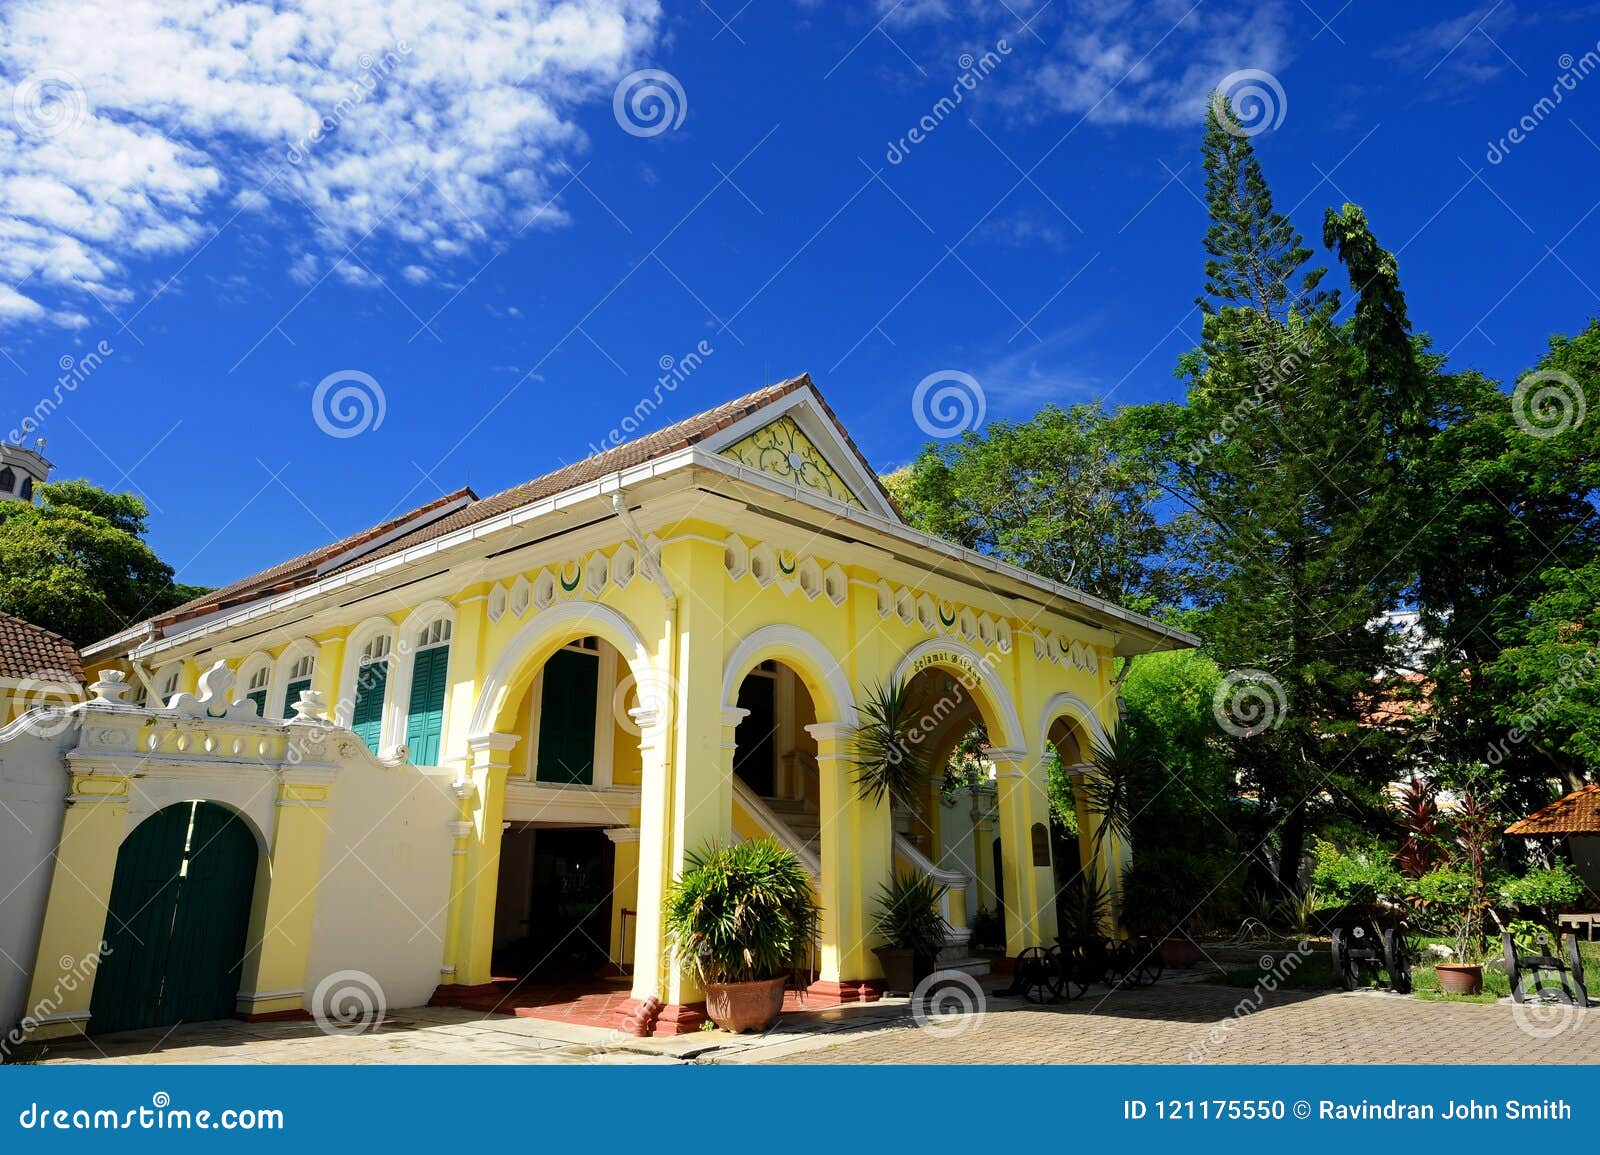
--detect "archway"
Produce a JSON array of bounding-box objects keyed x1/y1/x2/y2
[
  {"x1": 89, "y1": 801, "x2": 260, "y2": 1034},
  {"x1": 1040, "y1": 696, "x2": 1114, "y2": 936},
  {"x1": 457, "y1": 602, "x2": 660, "y2": 1004}
]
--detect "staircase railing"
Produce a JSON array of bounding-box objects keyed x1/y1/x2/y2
[{"x1": 731, "y1": 777, "x2": 821, "y2": 878}]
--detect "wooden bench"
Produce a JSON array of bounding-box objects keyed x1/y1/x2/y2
[{"x1": 1559, "y1": 913, "x2": 1600, "y2": 941}]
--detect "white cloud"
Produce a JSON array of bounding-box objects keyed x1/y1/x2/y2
[
  {"x1": 873, "y1": 0, "x2": 1290, "y2": 130},
  {"x1": 0, "y1": 0, "x2": 662, "y2": 326}
]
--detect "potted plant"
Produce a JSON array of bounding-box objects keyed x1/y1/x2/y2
[
  {"x1": 664, "y1": 837, "x2": 820, "y2": 1033},
  {"x1": 1414, "y1": 867, "x2": 1483, "y2": 993},
  {"x1": 872, "y1": 871, "x2": 949, "y2": 994}
]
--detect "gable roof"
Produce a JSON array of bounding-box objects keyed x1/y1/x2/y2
[
  {"x1": 107, "y1": 374, "x2": 895, "y2": 648},
  {"x1": 1506, "y1": 785, "x2": 1600, "y2": 837},
  {"x1": 0, "y1": 610, "x2": 85, "y2": 684}
]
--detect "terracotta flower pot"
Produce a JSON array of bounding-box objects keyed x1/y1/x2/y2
[
  {"x1": 703, "y1": 976, "x2": 789, "y2": 1033},
  {"x1": 1159, "y1": 938, "x2": 1203, "y2": 968},
  {"x1": 874, "y1": 946, "x2": 917, "y2": 995},
  {"x1": 1433, "y1": 963, "x2": 1483, "y2": 996}
]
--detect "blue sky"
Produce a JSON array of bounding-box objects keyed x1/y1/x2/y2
[{"x1": 2, "y1": 1, "x2": 1597, "y2": 589}]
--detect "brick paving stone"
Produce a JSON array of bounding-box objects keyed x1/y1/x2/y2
[{"x1": 28, "y1": 980, "x2": 1600, "y2": 1066}]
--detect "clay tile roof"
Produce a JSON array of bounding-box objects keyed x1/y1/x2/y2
[
  {"x1": 1506, "y1": 785, "x2": 1600, "y2": 836},
  {"x1": 0, "y1": 610, "x2": 85, "y2": 684},
  {"x1": 129, "y1": 374, "x2": 873, "y2": 643},
  {"x1": 152, "y1": 486, "x2": 480, "y2": 628}
]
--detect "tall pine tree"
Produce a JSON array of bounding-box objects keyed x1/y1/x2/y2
[{"x1": 1173, "y1": 104, "x2": 1406, "y2": 893}]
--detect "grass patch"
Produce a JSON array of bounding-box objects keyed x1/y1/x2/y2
[{"x1": 1205, "y1": 937, "x2": 1597, "y2": 1004}]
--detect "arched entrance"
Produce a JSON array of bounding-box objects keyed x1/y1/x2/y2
[{"x1": 89, "y1": 801, "x2": 260, "y2": 1035}]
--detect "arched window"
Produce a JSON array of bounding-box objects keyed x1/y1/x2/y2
[
  {"x1": 157, "y1": 664, "x2": 182, "y2": 705},
  {"x1": 405, "y1": 617, "x2": 452, "y2": 765},
  {"x1": 245, "y1": 663, "x2": 271, "y2": 716},
  {"x1": 19, "y1": 476, "x2": 32, "y2": 501},
  {"x1": 350, "y1": 632, "x2": 393, "y2": 753},
  {"x1": 281, "y1": 651, "x2": 315, "y2": 719},
  {"x1": 0, "y1": 467, "x2": 13, "y2": 494}
]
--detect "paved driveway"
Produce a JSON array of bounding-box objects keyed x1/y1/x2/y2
[{"x1": 22, "y1": 977, "x2": 1599, "y2": 1066}]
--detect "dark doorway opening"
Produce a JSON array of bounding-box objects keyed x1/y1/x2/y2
[
  {"x1": 493, "y1": 826, "x2": 614, "y2": 979},
  {"x1": 733, "y1": 668, "x2": 777, "y2": 797}
]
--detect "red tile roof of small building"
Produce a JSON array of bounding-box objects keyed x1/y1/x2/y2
[
  {"x1": 0, "y1": 610, "x2": 85, "y2": 684},
  {"x1": 1506, "y1": 785, "x2": 1600, "y2": 836},
  {"x1": 127, "y1": 374, "x2": 885, "y2": 642}
]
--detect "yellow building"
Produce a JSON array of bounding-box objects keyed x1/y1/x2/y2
[{"x1": 13, "y1": 376, "x2": 1194, "y2": 1039}]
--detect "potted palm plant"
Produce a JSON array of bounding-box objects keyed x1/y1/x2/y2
[
  {"x1": 872, "y1": 871, "x2": 949, "y2": 994},
  {"x1": 664, "y1": 838, "x2": 820, "y2": 1033}
]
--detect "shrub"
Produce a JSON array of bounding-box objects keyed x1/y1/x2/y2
[
  {"x1": 664, "y1": 838, "x2": 820, "y2": 986},
  {"x1": 1309, "y1": 839, "x2": 1404, "y2": 906},
  {"x1": 1498, "y1": 863, "x2": 1584, "y2": 926}
]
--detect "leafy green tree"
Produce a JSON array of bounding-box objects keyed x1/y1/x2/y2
[
  {"x1": 1411, "y1": 324, "x2": 1600, "y2": 801},
  {"x1": 885, "y1": 402, "x2": 1182, "y2": 613},
  {"x1": 0, "y1": 479, "x2": 207, "y2": 646}
]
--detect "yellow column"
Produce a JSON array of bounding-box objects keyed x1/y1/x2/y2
[
  {"x1": 807, "y1": 722, "x2": 893, "y2": 993},
  {"x1": 627, "y1": 532, "x2": 733, "y2": 1029},
  {"x1": 20, "y1": 774, "x2": 130, "y2": 1040},
  {"x1": 236, "y1": 770, "x2": 336, "y2": 1019},
  {"x1": 624, "y1": 702, "x2": 671, "y2": 1009},
  {"x1": 606, "y1": 827, "x2": 641, "y2": 968},
  {"x1": 989, "y1": 747, "x2": 1057, "y2": 954},
  {"x1": 311, "y1": 634, "x2": 346, "y2": 720},
  {"x1": 443, "y1": 590, "x2": 489, "y2": 771},
  {"x1": 451, "y1": 733, "x2": 517, "y2": 987}
]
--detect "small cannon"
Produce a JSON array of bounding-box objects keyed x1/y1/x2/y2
[
  {"x1": 1503, "y1": 930, "x2": 1589, "y2": 1006},
  {"x1": 1318, "y1": 902, "x2": 1412, "y2": 993}
]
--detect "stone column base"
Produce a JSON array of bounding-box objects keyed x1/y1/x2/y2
[
  {"x1": 805, "y1": 978, "x2": 884, "y2": 1003},
  {"x1": 652, "y1": 1002, "x2": 709, "y2": 1035}
]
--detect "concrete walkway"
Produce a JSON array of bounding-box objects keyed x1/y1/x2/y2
[{"x1": 22, "y1": 977, "x2": 1599, "y2": 1066}]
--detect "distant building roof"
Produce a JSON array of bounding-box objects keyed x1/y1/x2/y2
[
  {"x1": 1506, "y1": 785, "x2": 1600, "y2": 837},
  {"x1": 0, "y1": 610, "x2": 85, "y2": 684}
]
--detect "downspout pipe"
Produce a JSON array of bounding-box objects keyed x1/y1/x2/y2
[{"x1": 611, "y1": 492, "x2": 679, "y2": 1001}]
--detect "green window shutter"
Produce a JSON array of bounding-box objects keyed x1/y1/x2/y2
[
  {"x1": 281, "y1": 677, "x2": 311, "y2": 720},
  {"x1": 406, "y1": 648, "x2": 449, "y2": 765},
  {"x1": 535, "y1": 648, "x2": 598, "y2": 785},
  {"x1": 246, "y1": 689, "x2": 268, "y2": 717},
  {"x1": 351, "y1": 661, "x2": 388, "y2": 753}
]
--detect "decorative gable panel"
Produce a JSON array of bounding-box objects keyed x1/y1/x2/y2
[{"x1": 720, "y1": 415, "x2": 864, "y2": 509}]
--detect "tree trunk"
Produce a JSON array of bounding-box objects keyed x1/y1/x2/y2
[{"x1": 1277, "y1": 806, "x2": 1306, "y2": 896}]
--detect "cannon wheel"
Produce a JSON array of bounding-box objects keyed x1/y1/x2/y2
[
  {"x1": 1043, "y1": 944, "x2": 1075, "y2": 1002},
  {"x1": 1016, "y1": 946, "x2": 1056, "y2": 1004},
  {"x1": 1330, "y1": 928, "x2": 1358, "y2": 991},
  {"x1": 1382, "y1": 928, "x2": 1412, "y2": 994},
  {"x1": 1504, "y1": 932, "x2": 1524, "y2": 1004},
  {"x1": 1132, "y1": 939, "x2": 1165, "y2": 987},
  {"x1": 1566, "y1": 933, "x2": 1588, "y2": 1005}
]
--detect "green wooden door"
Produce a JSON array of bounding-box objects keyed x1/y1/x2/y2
[
  {"x1": 351, "y1": 661, "x2": 388, "y2": 753},
  {"x1": 535, "y1": 648, "x2": 598, "y2": 785},
  {"x1": 406, "y1": 647, "x2": 449, "y2": 765},
  {"x1": 89, "y1": 801, "x2": 259, "y2": 1035},
  {"x1": 281, "y1": 677, "x2": 311, "y2": 720}
]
